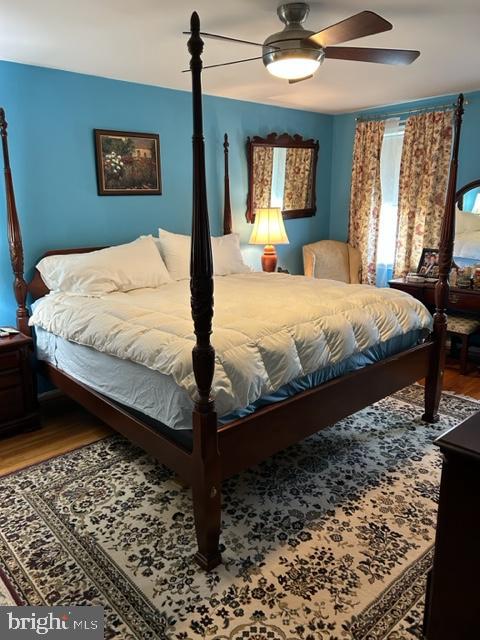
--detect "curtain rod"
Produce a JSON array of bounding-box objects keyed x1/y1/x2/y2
[{"x1": 355, "y1": 99, "x2": 469, "y2": 122}]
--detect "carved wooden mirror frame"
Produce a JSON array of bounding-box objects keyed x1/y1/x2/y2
[
  {"x1": 456, "y1": 178, "x2": 480, "y2": 210},
  {"x1": 246, "y1": 132, "x2": 319, "y2": 223}
]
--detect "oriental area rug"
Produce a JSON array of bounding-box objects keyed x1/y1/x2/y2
[{"x1": 0, "y1": 385, "x2": 477, "y2": 640}]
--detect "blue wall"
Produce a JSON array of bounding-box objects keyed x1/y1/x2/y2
[
  {"x1": 329, "y1": 90, "x2": 480, "y2": 242},
  {"x1": 2, "y1": 58, "x2": 479, "y2": 330},
  {"x1": 0, "y1": 61, "x2": 333, "y2": 326}
]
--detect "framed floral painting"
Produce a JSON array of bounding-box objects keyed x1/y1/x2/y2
[{"x1": 94, "y1": 129, "x2": 162, "y2": 195}]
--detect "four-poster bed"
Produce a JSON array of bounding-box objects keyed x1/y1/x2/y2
[{"x1": 0, "y1": 12, "x2": 465, "y2": 571}]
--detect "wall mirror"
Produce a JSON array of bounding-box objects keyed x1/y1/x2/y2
[
  {"x1": 456, "y1": 179, "x2": 480, "y2": 213},
  {"x1": 454, "y1": 178, "x2": 480, "y2": 267},
  {"x1": 246, "y1": 133, "x2": 319, "y2": 222}
]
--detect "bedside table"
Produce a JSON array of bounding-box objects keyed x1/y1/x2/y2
[{"x1": 0, "y1": 331, "x2": 39, "y2": 436}]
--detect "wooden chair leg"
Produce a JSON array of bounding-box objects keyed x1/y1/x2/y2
[
  {"x1": 192, "y1": 410, "x2": 222, "y2": 571},
  {"x1": 459, "y1": 335, "x2": 469, "y2": 375},
  {"x1": 449, "y1": 334, "x2": 456, "y2": 358}
]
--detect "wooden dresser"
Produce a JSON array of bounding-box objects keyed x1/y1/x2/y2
[
  {"x1": 424, "y1": 411, "x2": 480, "y2": 638},
  {"x1": 389, "y1": 278, "x2": 480, "y2": 314},
  {"x1": 0, "y1": 331, "x2": 39, "y2": 436}
]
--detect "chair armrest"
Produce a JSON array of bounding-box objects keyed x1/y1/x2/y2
[
  {"x1": 348, "y1": 245, "x2": 362, "y2": 284},
  {"x1": 303, "y1": 248, "x2": 316, "y2": 277}
]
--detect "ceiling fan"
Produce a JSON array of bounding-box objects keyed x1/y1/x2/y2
[{"x1": 183, "y1": 3, "x2": 420, "y2": 83}]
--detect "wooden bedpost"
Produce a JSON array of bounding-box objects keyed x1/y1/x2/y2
[
  {"x1": 188, "y1": 11, "x2": 222, "y2": 571},
  {"x1": 423, "y1": 94, "x2": 464, "y2": 423},
  {"x1": 223, "y1": 133, "x2": 233, "y2": 235},
  {"x1": 0, "y1": 108, "x2": 30, "y2": 335}
]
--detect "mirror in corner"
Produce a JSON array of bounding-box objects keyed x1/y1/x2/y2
[
  {"x1": 455, "y1": 179, "x2": 480, "y2": 268},
  {"x1": 246, "y1": 133, "x2": 319, "y2": 222}
]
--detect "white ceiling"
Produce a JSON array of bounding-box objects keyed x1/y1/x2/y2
[{"x1": 1, "y1": 0, "x2": 479, "y2": 114}]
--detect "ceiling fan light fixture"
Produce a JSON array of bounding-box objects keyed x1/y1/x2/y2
[
  {"x1": 266, "y1": 55, "x2": 321, "y2": 80},
  {"x1": 264, "y1": 49, "x2": 324, "y2": 80}
]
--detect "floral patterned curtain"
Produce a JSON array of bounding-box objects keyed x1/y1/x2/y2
[
  {"x1": 394, "y1": 111, "x2": 453, "y2": 277},
  {"x1": 348, "y1": 120, "x2": 386, "y2": 285},
  {"x1": 283, "y1": 148, "x2": 313, "y2": 210},
  {"x1": 253, "y1": 146, "x2": 274, "y2": 210}
]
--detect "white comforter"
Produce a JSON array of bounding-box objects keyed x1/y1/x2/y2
[{"x1": 30, "y1": 273, "x2": 432, "y2": 417}]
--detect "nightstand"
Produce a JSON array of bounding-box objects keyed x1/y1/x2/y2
[{"x1": 0, "y1": 331, "x2": 39, "y2": 436}]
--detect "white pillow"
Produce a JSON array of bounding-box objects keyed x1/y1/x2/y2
[
  {"x1": 157, "y1": 229, "x2": 191, "y2": 280},
  {"x1": 456, "y1": 209, "x2": 480, "y2": 235},
  {"x1": 37, "y1": 236, "x2": 172, "y2": 296},
  {"x1": 212, "y1": 233, "x2": 252, "y2": 276},
  {"x1": 158, "y1": 228, "x2": 251, "y2": 280}
]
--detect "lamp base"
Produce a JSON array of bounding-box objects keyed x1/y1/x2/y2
[{"x1": 261, "y1": 245, "x2": 277, "y2": 272}]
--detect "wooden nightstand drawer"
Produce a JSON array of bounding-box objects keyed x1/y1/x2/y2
[
  {"x1": 0, "y1": 386, "x2": 24, "y2": 421},
  {"x1": 0, "y1": 350, "x2": 20, "y2": 371},
  {"x1": 0, "y1": 370, "x2": 21, "y2": 390},
  {"x1": 0, "y1": 331, "x2": 39, "y2": 434}
]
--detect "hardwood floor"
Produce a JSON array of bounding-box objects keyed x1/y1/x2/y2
[
  {"x1": 0, "y1": 395, "x2": 112, "y2": 476},
  {"x1": 1, "y1": 363, "x2": 479, "y2": 477}
]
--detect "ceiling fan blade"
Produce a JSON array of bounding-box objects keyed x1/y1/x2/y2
[
  {"x1": 304, "y1": 11, "x2": 392, "y2": 48},
  {"x1": 325, "y1": 47, "x2": 420, "y2": 65},
  {"x1": 182, "y1": 55, "x2": 264, "y2": 73},
  {"x1": 182, "y1": 31, "x2": 278, "y2": 50},
  {"x1": 288, "y1": 74, "x2": 314, "y2": 85}
]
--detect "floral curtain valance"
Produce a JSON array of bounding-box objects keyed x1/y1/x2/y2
[
  {"x1": 394, "y1": 111, "x2": 453, "y2": 277},
  {"x1": 283, "y1": 147, "x2": 313, "y2": 210},
  {"x1": 252, "y1": 146, "x2": 274, "y2": 210},
  {"x1": 348, "y1": 120, "x2": 386, "y2": 285}
]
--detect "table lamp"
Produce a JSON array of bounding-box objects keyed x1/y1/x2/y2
[{"x1": 249, "y1": 207, "x2": 289, "y2": 272}]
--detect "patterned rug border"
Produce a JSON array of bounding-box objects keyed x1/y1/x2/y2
[
  {"x1": 350, "y1": 546, "x2": 433, "y2": 638},
  {"x1": 0, "y1": 563, "x2": 23, "y2": 606},
  {"x1": 440, "y1": 387, "x2": 480, "y2": 403},
  {"x1": 408, "y1": 382, "x2": 480, "y2": 404},
  {"x1": 28, "y1": 488, "x2": 170, "y2": 637}
]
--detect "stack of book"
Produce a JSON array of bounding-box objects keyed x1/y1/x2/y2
[{"x1": 406, "y1": 272, "x2": 425, "y2": 283}]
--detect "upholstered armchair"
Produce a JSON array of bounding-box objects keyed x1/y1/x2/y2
[{"x1": 303, "y1": 240, "x2": 362, "y2": 283}]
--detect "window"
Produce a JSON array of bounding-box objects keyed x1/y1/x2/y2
[
  {"x1": 270, "y1": 147, "x2": 287, "y2": 208},
  {"x1": 376, "y1": 118, "x2": 404, "y2": 287}
]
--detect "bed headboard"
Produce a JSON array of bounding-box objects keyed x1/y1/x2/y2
[{"x1": 0, "y1": 116, "x2": 233, "y2": 305}]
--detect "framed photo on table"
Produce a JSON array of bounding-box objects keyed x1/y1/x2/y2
[
  {"x1": 94, "y1": 129, "x2": 162, "y2": 196},
  {"x1": 417, "y1": 248, "x2": 440, "y2": 278}
]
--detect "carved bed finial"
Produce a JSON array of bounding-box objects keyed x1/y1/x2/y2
[
  {"x1": 223, "y1": 133, "x2": 232, "y2": 235},
  {"x1": 1, "y1": 108, "x2": 30, "y2": 335},
  {"x1": 188, "y1": 11, "x2": 215, "y2": 411}
]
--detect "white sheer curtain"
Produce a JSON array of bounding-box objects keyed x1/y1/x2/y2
[
  {"x1": 270, "y1": 147, "x2": 287, "y2": 208},
  {"x1": 376, "y1": 118, "x2": 404, "y2": 287}
]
